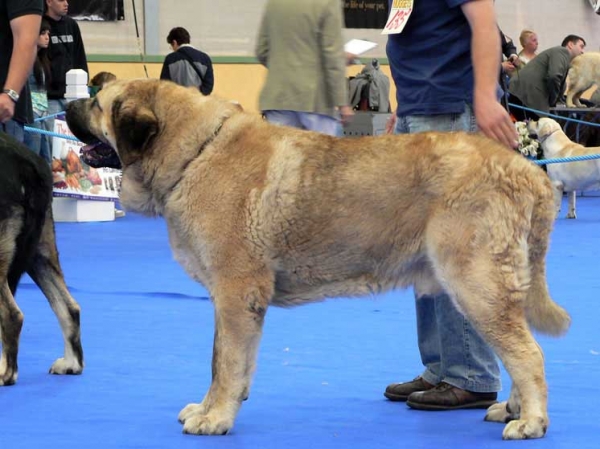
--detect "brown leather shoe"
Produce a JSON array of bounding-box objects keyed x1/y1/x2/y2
[
  {"x1": 406, "y1": 382, "x2": 497, "y2": 410},
  {"x1": 384, "y1": 377, "x2": 435, "y2": 402}
]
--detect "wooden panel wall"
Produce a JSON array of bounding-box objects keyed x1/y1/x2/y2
[{"x1": 88, "y1": 63, "x2": 396, "y2": 113}]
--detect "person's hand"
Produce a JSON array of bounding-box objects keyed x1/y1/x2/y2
[
  {"x1": 339, "y1": 105, "x2": 354, "y2": 125},
  {"x1": 385, "y1": 114, "x2": 397, "y2": 134},
  {"x1": 345, "y1": 52, "x2": 358, "y2": 66},
  {"x1": 508, "y1": 54, "x2": 522, "y2": 68},
  {"x1": 474, "y1": 96, "x2": 518, "y2": 149},
  {"x1": 501, "y1": 61, "x2": 516, "y2": 75},
  {"x1": 0, "y1": 93, "x2": 16, "y2": 123}
]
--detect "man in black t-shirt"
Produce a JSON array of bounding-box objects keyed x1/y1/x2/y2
[
  {"x1": 44, "y1": 0, "x2": 88, "y2": 149},
  {"x1": 0, "y1": 0, "x2": 43, "y2": 142}
]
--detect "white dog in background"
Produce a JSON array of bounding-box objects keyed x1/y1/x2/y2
[
  {"x1": 566, "y1": 52, "x2": 600, "y2": 108},
  {"x1": 529, "y1": 117, "x2": 600, "y2": 219}
]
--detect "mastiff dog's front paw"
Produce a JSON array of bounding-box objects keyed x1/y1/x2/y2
[
  {"x1": 484, "y1": 401, "x2": 518, "y2": 423},
  {"x1": 178, "y1": 402, "x2": 206, "y2": 423},
  {"x1": 502, "y1": 417, "x2": 547, "y2": 440},
  {"x1": 181, "y1": 410, "x2": 233, "y2": 435}
]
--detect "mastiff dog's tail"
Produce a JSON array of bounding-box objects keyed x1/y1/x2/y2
[{"x1": 524, "y1": 179, "x2": 571, "y2": 336}]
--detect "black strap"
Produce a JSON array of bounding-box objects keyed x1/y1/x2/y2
[{"x1": 177, "y1": 49, "x2": 204, "y2": 88}]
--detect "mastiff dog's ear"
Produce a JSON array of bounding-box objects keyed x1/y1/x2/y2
[{"x1": 112, "y1": 98, "x2": 159, "y2": 164}]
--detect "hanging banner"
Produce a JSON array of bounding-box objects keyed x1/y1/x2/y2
[
  {"x1": 52, "y1": 119, "x2": 122, "y2": 201},
  {"x1": 344, "y1": 0, "x2": 389, "y2": 29},
  {"x1": 70, "y1": 0, "x2": 124, "y2": 21}
]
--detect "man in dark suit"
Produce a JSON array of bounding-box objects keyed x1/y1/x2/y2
[{"x1": 508, "y1": 34, "x2": 586, "y2": 121}]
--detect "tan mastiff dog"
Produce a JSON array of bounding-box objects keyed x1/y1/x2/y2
[
  {"x1": 529, "y1": 117, "x2": 600, "y2": 218},
  {"x1": 566, "y1": 52, "x2": 600, "y2": 108},
  {"x1": 65, "y1": 79, "x2": 569, "y2": 440}
]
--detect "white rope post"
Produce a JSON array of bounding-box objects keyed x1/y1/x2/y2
[
  {"x1": 53, "y1": 69, "x2": 116, "y2": 223},
  {"x1": 65, "y1": 69, "x2": 90, "y2": 102}
]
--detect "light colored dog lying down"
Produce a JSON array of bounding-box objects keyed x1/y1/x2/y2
[
  {"x1": 566, "y1": 52, "x2": 600, "y2": 108},
  {"x1": 529, "y1": 117, "x2": 600, "y2": 218},
  {"x1": 64, "y1": 79, "x2": 570, "y2": 440}
]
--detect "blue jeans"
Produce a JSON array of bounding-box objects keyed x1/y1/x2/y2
[
  {"x1": 23, "y1": 110, "x2": 51, "y2": 163},
  {"x1": 46, "y1": 98, "x2": 68, "y2": 152},
  {"x1": 1, "y1": 119, "x2": 25, "y2": 143},
  {"x1": 263, "y1": 110, "x2": 341, "y2": 136},
  {"x1": 394, "y1": 104, "x2": 501, "y2": 393}
]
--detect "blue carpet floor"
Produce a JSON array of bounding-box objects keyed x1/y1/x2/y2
[{"x1": 2, "y1": 196, "x2": 600, "y2": 449}]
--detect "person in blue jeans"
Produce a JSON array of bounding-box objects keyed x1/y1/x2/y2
[
  {"x1": 24, "y1": 19, "x2": 51, "y2": 162},
  {"x1": 383, "y1": 0, "x2": 518, "y2": 410},
  {"x1": 0, "y1": 1, "x2": 43, "y2": 142}
]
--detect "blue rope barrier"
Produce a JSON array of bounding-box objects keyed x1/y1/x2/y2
[
  {"x1": 508, "y1": 103, "x2": 600, "y2": 127},
  {"x1": 532, "y1": 153, "x2": 600, "y2": 166},
  {"x1": 33, "y1": 111, "x2": 65, "y2": 122},
  {"x1": 509, "y1": 103, "x2": 600, "y2": 165},
  {"x1": 23, "y1": 125, "x2": 81, "y2": 143},
  {"x1": 23, "y1": 105, "x2": 600, "y2": 167}
]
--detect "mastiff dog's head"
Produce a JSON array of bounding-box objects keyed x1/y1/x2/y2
[
  {"x1": 65, "y1": 79, "x2": 246, "y2": 216},
  {"x1": 66, "y1": 79, "x2": 244, "y2": 172},
  {"x1": 66, "y1": 79, "x2": 161, "y2": 169}
]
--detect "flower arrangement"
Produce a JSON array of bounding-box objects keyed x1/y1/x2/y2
[{"x1": 515, "y1": 121, "x2": 541, "y2": 159}]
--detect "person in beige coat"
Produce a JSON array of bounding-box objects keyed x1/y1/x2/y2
[{"x1": 255, "y1": 0, "x2": 353, "y2": 136}]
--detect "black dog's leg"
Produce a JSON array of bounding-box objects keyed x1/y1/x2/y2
[
  {"x1": 0, "y1": 217, "x2": 23, "y2": 386},
  {"x1": 27, "y1": 208, "x2": 84, "y2": 375},
  {"x1": 0, "y1": 282, "x2": 23, "y2": 386}
]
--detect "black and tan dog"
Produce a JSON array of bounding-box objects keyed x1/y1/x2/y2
[
  {"x1": 66, "y1": 79, "x2": 569, "y2": 440},
  {"x1": 0, "y1": 132, "x2": 83, "y2": 385}
]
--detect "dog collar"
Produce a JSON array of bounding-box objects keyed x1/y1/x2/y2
[
  {"x1": 538, "y1": 129, "x2": 559, "y2": 144},
  {"x1": 166, "y1": 115, "x2": 231, "y2": 194},
  {"x1": 199, "y1": 118, "x2": 227, "y2": 154}
]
